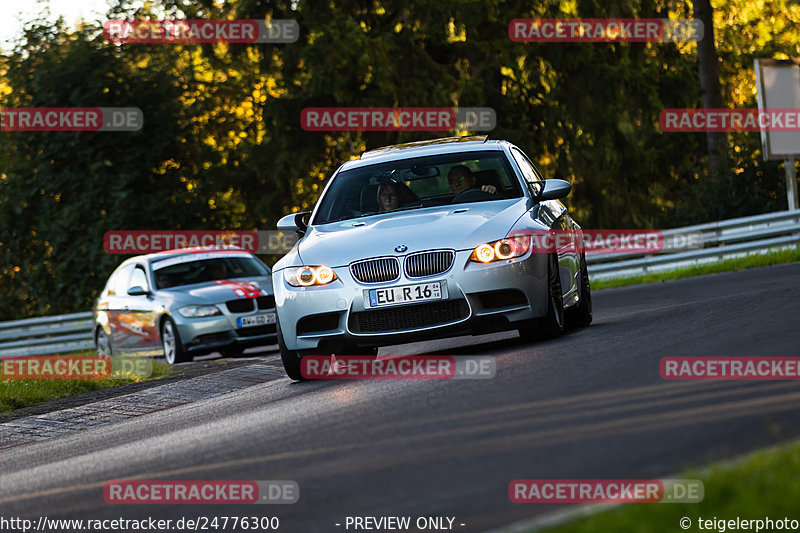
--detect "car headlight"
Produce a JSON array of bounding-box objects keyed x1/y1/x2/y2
[
  {"x1": 178, "y1": 305, "x2": 222, "y2": 318},
  {"x1": 470, "y1": 236, "x2": 530, "y2": 263},
  {"x1": 285, "y1": 265, "x2": 338, "y2": 287}
]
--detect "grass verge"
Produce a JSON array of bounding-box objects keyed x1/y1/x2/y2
[
  {"x1": 0, "y1": 353, "x2": 171, "y2": 413},
  {"x1": 540, "y1": 440, "x2": 800, "y2": 532},
  {"x1": 591, "y1": 246, "x2": 800, "y2": 290}
]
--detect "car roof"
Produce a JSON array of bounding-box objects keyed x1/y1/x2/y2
[
  {"x1": 340, "y1": 137, "x2": 511, "y2": 171},
  {"x1": 115, "y1": 247, "x2": 252, "y2": 269}
]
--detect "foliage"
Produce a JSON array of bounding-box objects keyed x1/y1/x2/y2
[{"x1": 0, "y1": 0, "x2": 797, "y2": 319}]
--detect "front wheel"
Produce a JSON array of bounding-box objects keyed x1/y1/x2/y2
[
  {"x1": 277, "y1": 319, "x2": 305, "y2": 381},
  {"x1": 95, "y1": 328, "x2": 113, "y2": 356},
  {"x1": 161, "y1": 317, "x2": 191, "y2": 364},
  {"x1": 565, "y1": 252, "x2": 592, "y2": 329},
  {"x1": 519, "y1": 253, "x2": 565, "y2": 341}
]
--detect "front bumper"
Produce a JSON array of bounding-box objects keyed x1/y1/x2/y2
[
  {"x1": 274, "y1": 249, "x2": 549, "y2": 352},
  {"x1": 172, "y1": 306, "x2": 277, "y2": 356}
]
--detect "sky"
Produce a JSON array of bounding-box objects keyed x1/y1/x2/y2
[{"x1": 0, "y1": 0, "x2": 111, "y2": 52}]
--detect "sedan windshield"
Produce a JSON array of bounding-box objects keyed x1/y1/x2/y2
[
  {"x1": 313, "y1": 151, "x2": 522, "y2": 224},
  {"x1": 152, "y1": 256, "x2": 269, "y2": 289}
]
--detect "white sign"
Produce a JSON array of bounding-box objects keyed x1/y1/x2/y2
[{"x1": 755, "y1": 59, "x2": 800, "y2": 159}]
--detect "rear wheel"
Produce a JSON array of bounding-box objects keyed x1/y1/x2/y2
[
  {"x1": 277, "y1": 319, "x2": 305, "y2": 381},
  {"x1": 565, "y1": 252, "x2": 592, "y2": 329},
  {"x1": 518, "y1": 253, "x2": 565, "y2": 341},
  {"x1": 161, "y1": 317, "x2": 191, "y2": 365}
]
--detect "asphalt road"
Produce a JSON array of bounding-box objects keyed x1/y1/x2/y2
[{"x1": 1, "y1": 263, "x2": 799, "y2": 532}]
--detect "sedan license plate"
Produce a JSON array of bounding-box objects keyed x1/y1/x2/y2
[
  {"x1": 366, "y1": 281, "x2": 446, "y2": 308},
  {"x1": 237, "y1": 312, "x2": 276, "y2": 328}
]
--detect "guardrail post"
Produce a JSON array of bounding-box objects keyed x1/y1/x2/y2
[{"x1": 786, "y1": 159, "x2": 799, "y2": 211}]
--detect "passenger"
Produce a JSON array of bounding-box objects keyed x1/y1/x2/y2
[
  {"x1": 377, "y1": 181, "x2": 418, "y2": 212},
  {"x1": 447, "y1": 165, "x2": 497, "y2": 203}
]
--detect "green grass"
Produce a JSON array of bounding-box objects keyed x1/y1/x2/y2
[
  {"x1": 591, "y1": 246, "x2": 800, "y2": 290},
  {"x1": 0, "y1": 353, "x2": 171, "y2": 413},
  {"x1": 540, "y1": 440, "x2": 800, "y2": 532}
]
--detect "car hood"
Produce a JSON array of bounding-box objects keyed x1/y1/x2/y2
[
  {"x1": 298, "y1": 199, "x2": 528, "y2": 266},
  {"x1": 164, "y1": 276, "x2": 272, "y2": 304}
]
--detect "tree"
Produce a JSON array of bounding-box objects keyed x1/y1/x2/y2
[{"x1": 693, "y1": 0, "x2": 730, "y2": 206}]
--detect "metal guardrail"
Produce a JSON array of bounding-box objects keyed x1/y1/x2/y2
[
  {"x1": 587, "y1": 209, "x2": 800, "y2": 281},
  {"x1": 0, "y1": 312, "x2": 95, "y2": 357},
  {"x1": 1, "y1": 210, "x2": 798, "y2": 356}
]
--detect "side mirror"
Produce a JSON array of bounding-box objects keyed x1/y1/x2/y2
[
  {"x1": 531, "y1": 179, "x2": 572, "y2": 201},
  {"x1": 127, "y1": 286, "x2": 150, "y2": 296},
  {"x1": 277, "y1": 212, "x2": 311, "y2": 236}
]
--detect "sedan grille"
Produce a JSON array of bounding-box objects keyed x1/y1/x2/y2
[
  {"x1": 225, "y1": 299, "x2": 255, "y2": 313},
  {"x1": 405, "y1": 250, "x2": 455, "y2": 278},
  {"x1": 348, "y1": 300, "x2": 469, "y2": 333},
  {"x1": 350, "y1": 257, "x2": 400, "y2": 284}
]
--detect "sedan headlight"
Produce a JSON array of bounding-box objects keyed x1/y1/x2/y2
[
  {"x1": 285, "y1": 265, "x2": 338, "y2": 287},
  {"x1": 178, "y1": 305, "x2": 222, "y2": 318},
  {"x1": 470, "y1": 236, "x2": 530, "y2": 263}
]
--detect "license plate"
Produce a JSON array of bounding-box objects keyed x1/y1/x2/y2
[
  {"x1": 237, "y1": 312, "x2": 276, "y2": 328},
  {"x1": 365, "y1": 281, "x2": 447, "y2": 308}
]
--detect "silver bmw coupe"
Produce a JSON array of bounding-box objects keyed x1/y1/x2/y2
[{"x1": 273, "y1": 137, "x2": 592, "y2": 380}]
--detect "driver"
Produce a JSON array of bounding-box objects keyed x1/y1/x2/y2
[
  {"x1": 447, "y1": 165, "x2": 497, "y2": 203},
  {"x1": 207, "y1": 261, "x2": 229, "y2": 280},
  {"x1": 156, "y1": 272, "x2": 172, "y2": 289}
]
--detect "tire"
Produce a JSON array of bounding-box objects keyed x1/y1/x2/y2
[
  {"x1": 518, "y1": 252, "x2": 565, "y2": 341},
  {"x1": 565, "y1": 252, "x2": 592, "y2": 329},
  {"x1": 95, "y1": 328, "x2": 113, "y2": 357},
  {"x1": 161, "y1": 317, "x2": 191, "y2": 364},
  {"x1": 277, "y1": 319, "x2": 305, "y2": 381}
]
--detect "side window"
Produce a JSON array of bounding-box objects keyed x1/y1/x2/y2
[
  {"x1": 511, "y1": 148, "x2": 543, "y2": 196},
  {"x1": 129, "y1": 266, "x2": 149, "y2": 292},
  {"x1": 110, "y1": 264, "x2": 134, "y2": 296}
]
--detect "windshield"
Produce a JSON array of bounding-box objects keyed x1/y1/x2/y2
[
  {"x1": 313, "y1": 151, "x2": 522, "y2": 224},
  {"x1": 152, "y1": 256, "x2": 269, "y2": 289}
]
